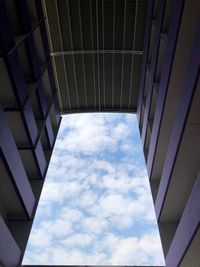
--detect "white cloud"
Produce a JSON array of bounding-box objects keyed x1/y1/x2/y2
[
  {"x1": 27, "y1": 227, "x2": 53, "y2": 249},
  {"x1": 25, "y1": 246, "x2": 108, "y2": 265},
  {"x1": 81, "y1": 216, "x2": 109, "y2": 234},
  {"x1": 59, "y1": 207, "x2": 84, "y2": 223},
  {"x1": 77, "y1": 190, "x2": 98, "y2": 208},
  {"x1": 61, "y1": 233, "x2": 94, "y2": 247},
  {"x1": 55, "y1": 114, "x2": 118, "y2": 154},
  {"x1": 39, "y1": 180, "x2": 88, "y2": 206},
  {"x1": 23, "y1": 114, "x2": 165, "y2": 266}
]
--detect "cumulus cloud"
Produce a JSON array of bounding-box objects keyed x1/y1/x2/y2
[
  {"x1": 55, "y1": 114, "x2": 118, "y2": 154},
  {"x1": 23, "y1": 114, "x2": 164, "y2": 266},
  {"x1": 61, "y1": 233, "x2": 94, "y2": 247},
  {"x1": 105, "y1": 231, "x2": 163, "y2": 265}
]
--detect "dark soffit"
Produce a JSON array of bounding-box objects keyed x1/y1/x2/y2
[{"x1": 43, "y1": 0, "x2": 147, "y2": 114}]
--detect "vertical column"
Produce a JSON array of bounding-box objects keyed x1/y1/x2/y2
[
  {"x1": 155, "y1": 19, "x2": 200, "y2": 257},
  {"x1": 0, "y1": 106, "x2": 35, "y2": 219},
  {"x1": 137, "y1": 0, "x2": 153, "y2": 127},
  {"x1": 146, "y1": 0, "x2": 185, "y2": 177},
  {"x1": 0, "y1": 216, "x2": 21, "y2": 267},
  {"x1": 155, "y1": 20, "x2": 200, "y2": 220},
  {"x1": 0, "y1": 1, "x2": 62, "y2": 266},
  {"x1": 140, "y1": 0, "x2": 166, "y2": 145},
  {"x1": 166, "y1": 172, "x2": 200, "y2": 267},
  {"x1": 17, "y1": 0, "x2": 55, "y2": 150}
]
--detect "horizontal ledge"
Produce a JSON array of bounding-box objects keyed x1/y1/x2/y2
[
  {"x1": 7, "y1": 18, "x2": 45, "y2": 56},
  {"x1": 51, "y1": 50, "x2": 143, "y2": 57},
  {"x1": 154, "y1": 19, "x2": 200, "y2": 220},
  {"x1": 0, "y1": 216, "x2": 21, "y2": 267},
  {"x1": 23, "y1": 266, "x2": 164, "y2": 267},
  {"x1": 0, "y1": 106, "x2": 35, "y2": 218},
  {"x1": 61, "y1": 108, "x2": 136, "y2": 115},
  {"x1": 165, "y1": 172, "x2": 200, "y2": 266}
]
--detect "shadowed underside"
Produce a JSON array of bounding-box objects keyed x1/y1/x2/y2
[
  {"x1": 23, "y1": 265, "x2": 163, "y2": 267},
  {"x1": 43, "y1": 0, "x2": 147, "y2": 113}
]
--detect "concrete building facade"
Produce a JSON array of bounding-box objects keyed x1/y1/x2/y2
[{"x1": 0, "y1": 0, "x2": 199, "y2": 267}]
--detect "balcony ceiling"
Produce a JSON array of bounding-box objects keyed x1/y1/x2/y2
[{"x1": 43, "y1": 0, "x2": 147, "y2": 114}]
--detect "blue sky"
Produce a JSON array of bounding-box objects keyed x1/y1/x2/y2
[{"x1": 23, "y1": 113, "x2": 165, "y2": 265}]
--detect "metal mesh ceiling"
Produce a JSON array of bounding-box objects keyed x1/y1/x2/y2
[{"x1": 43, "y1": 0, "x2": 147, "y2": 113}]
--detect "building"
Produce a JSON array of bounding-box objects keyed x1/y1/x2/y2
[{"x1": 0, "y1": 0, "x2": 199, "y2": 266}]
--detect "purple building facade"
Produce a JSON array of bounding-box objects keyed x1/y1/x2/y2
[
  {"x1": 137, "y1": 0, "x2": 200, "y2": 266},
  {"x1": 0, "y1": 0, "x2": 199, "y2": 267},
  {"x1": 0, "y1": 1, "x2": 61, "y2": 266}
]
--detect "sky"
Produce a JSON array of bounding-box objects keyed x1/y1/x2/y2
[{"x1": 23, "y1": 113, "x2": 165, "y2": 265}]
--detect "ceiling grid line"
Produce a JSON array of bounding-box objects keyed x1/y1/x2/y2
[
  {"x1": 120, "y1": 0, "x2": 127, "y2": 109},
  {"x1": 54, "y1": 0, "x2": 72, "y2": 110},
  {"x1": 42, "y1": 1, "x2": 63, "y2": 111},
  {"x1": 78, "y1": 0, "x2": 88, "y2": 109},
  {"x1": 102, "y1": 0, "x2": 106, "y2": 109},
  {"x1": 51, "y1": 50, "x2": 143, "y2": 56},
  {"x1": 66, "y1": 0, "x2": 80, "y2": 109},
  {"x1": 128, "y1": 0, "x2": 139, "y2": 108},
  {"x1": 112, "y1": 0, "x2": 116, "y2": 109},
  {"x1": 96, "y1": 0, "x2": 101, "y2": 111},
  {"x1": 90, "y1": 0, "x2": 97, "y2": 109}
]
